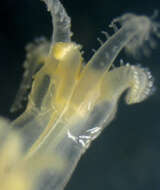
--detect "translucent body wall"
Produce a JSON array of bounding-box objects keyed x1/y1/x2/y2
[{"x1": 0, "y1": 0, "x2": 159, "y2": 190}]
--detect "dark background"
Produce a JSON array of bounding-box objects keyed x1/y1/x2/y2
[{"x1": 0, "y1": 0, "x2": 160, "y2": 190}]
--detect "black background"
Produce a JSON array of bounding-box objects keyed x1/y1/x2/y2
[{"x1": 0, "y1": 0, "x2": 160, "y2": 190}]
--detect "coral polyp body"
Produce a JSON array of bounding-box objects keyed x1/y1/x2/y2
[{"x1": 0, "y1": 0, "x2": 159, "y2": 190}]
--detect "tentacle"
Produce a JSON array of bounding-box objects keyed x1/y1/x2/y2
[
  {"x1": 10, "y1": 38, "x2": 50, "y2": 113},
  {"x1": 88, "y1": 13, "x2": 160, "y2": 71},
  {"x1": 100, "y1": 64, "x2": 154, "y2": 104},
  {"x1": 42, "y1": 0, "x2": 72, "y2": 44}
]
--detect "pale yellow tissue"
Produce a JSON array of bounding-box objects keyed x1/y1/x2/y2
[
  {"x1": 0, "y1": 118, "x2": 66, "y2": 190},
  {"x1": 1, "y1": 0, "x2": 159, "y2": 189},
  {"x1": 1, "y1": 172, "x2": 31, "y2": 190}
]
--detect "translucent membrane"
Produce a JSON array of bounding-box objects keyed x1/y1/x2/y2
[{"x1": 9, "y1": 0, "x2": 159, "y2": 189}]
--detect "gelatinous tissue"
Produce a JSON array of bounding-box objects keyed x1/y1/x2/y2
[{"x1": 0, "y1": 0, "x2": 159, "y2": 189}]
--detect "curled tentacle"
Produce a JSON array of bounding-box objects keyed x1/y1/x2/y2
[{"x1": 100, "y1": 63, "x2": 154, "y2": 105}]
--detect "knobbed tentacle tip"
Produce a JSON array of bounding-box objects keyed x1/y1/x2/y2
[
  {"x1": 125, "y1": 65, "x2": 155, "y2": 104},
  {"x1": 112, "y1": 13, "x2": 160, "y2": 58}
]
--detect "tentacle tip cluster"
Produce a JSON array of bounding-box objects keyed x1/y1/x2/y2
[
  {"x1": 125, "y1": 65, "x2": 155, "y2": 104},
  {"x1": 111, "y1": 13, "x2": 160, "y2": 58}
]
